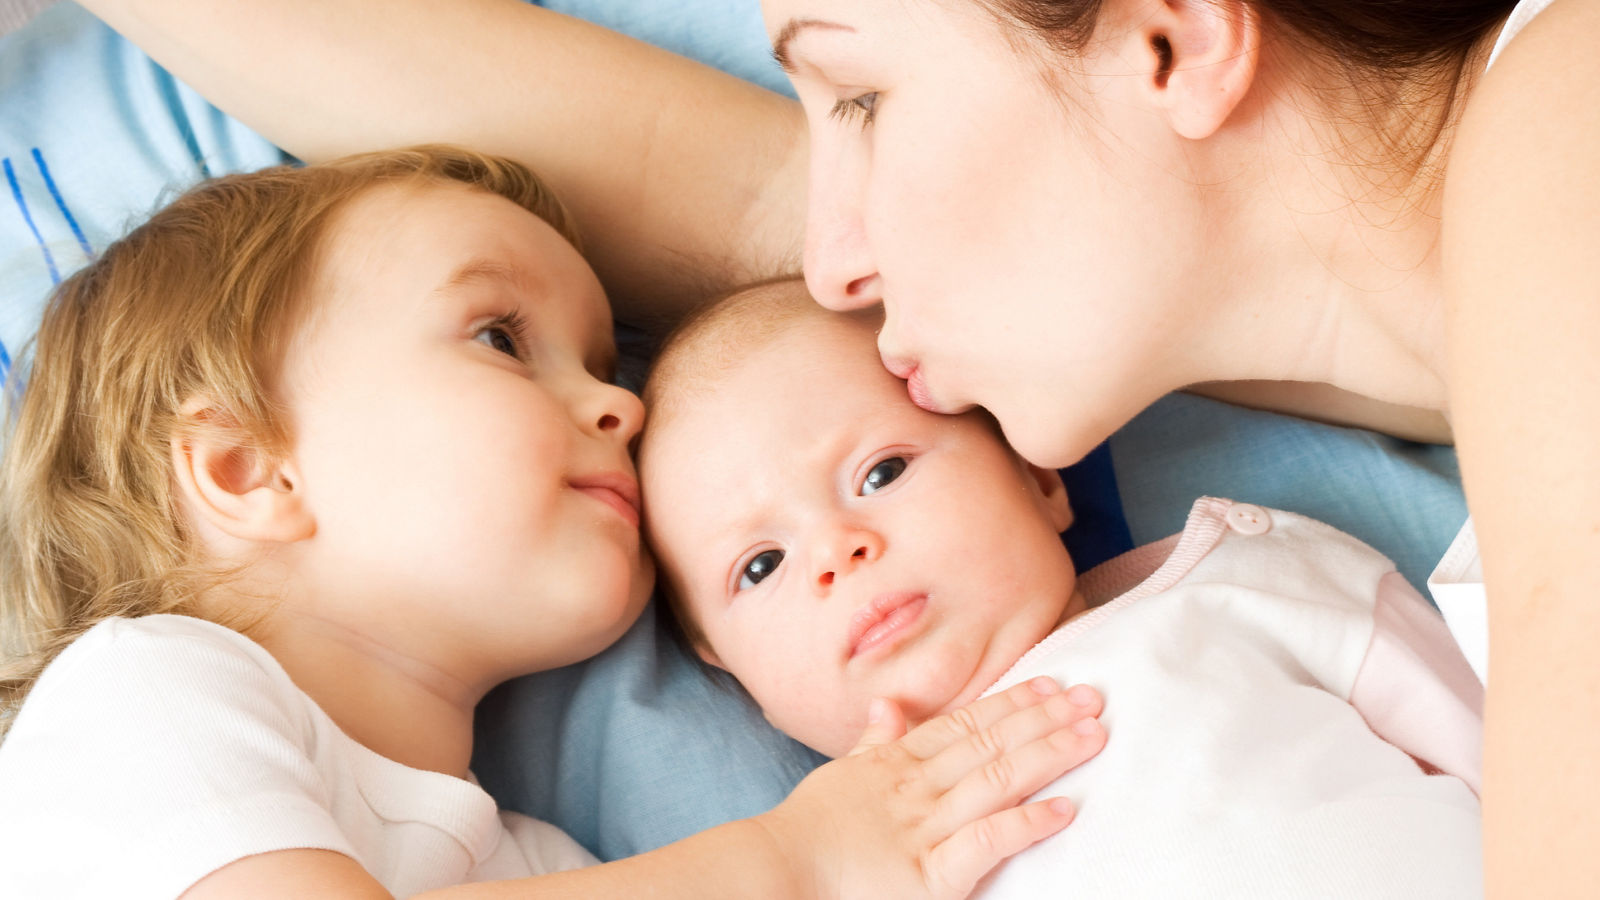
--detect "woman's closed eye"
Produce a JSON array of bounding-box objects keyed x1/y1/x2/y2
[
  {"x1": 860, "y1": 456, "x2": 907, "y2": 495},
  {"x1": 737, "y1": 549, "x2": 785, "y2": 591},
  {"x1": 828, "y1": 91, "x2": 878, "y2": 128}
]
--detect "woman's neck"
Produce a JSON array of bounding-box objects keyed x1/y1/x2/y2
[{"x1": 1177, "y1": 26, "x2": 1503, "y2": 414}]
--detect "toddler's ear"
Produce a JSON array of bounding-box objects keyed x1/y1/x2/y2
[
  {"x1": 170, "y1": 397, "x2": 315, "y2": 545},
  {"x1": 695, "y1": 644, "x2": 727, "y2": 670},
  {"x1": 1028, "y1": 464, "x2": 1075, "y2": 533}
]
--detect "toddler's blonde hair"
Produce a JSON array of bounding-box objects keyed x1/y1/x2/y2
[{"x1": 0, "y1": 146, "x2": 578, "y2": 736}]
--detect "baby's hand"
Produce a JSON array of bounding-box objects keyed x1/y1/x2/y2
[{"x1": 759, "y1": 677, "x2": 1105, "y2": 899}]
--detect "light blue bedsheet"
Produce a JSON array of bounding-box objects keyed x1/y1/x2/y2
[{"x1": 0, "y1": 2, "x2": 1466, "y2": 862}]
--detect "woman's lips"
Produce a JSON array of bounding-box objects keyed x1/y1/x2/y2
[
  {"x1": 848, "y1": 592, "x2": 929, "y2": 659},
  {"x1": 904, "y1": 367, "x2": 942, "y2": 413},
  {"x1": 881, "y1": 353, "x2": 944, "y2": 413}
]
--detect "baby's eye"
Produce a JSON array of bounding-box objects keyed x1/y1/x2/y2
[
  {"x1": 737, "y1": 549, "x2": 785, "y2": 591},
  {"x1": 861, "y1": 457, "x2": 908, "y2": 495}
]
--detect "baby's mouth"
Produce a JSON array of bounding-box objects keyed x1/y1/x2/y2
[{"x1": 847, "y1": 591, "x2": 929, "y2": 659}]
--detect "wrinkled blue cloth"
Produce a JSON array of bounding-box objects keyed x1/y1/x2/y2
[{"x1": 1, "y1": 1, "x2": 1466, "y2": 864}]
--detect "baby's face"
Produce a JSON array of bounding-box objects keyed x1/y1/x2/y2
[
  {"x1": 275, "y1": 182, "x2": 653, "y2": 681},
  {"x1": 641, "y1": 310, "x2": 1079, "y2": 757}
]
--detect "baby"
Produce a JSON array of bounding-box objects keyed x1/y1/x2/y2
[
  {"x1": 0, "y1": 148, "x2": 1106, "y2": 898},
  {"x1": 639, "y1": 278, "x2": 1488, "y2": 898}
]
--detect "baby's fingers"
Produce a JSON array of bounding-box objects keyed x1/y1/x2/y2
[{"x1": 923, "y1": 796, "x2": 1078, "y2": 898}]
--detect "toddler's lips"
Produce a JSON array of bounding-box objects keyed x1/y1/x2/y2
[
  {"x1": 848, "y1": 592, "x2": 929, "y2": 659},
  {"x1": 571, "y1": 474, "x2": 641, "y2": 528}
]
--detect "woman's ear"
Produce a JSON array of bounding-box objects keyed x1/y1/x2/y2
[
  {"x1": 1122, "y1": 0, "x2": 1260, "y2": 140},
  {"x1": 170, "y1": 398, "x2": 315, "y2": 545},
  {"x1": 1027, "y1": 464, "x2": 1075, "y2": 533}
]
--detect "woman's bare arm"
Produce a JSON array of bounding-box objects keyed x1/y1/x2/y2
[
  {"x1": 1443, "y1": 0, "x2": 1600, "y2": 895},
  {"x1": 80, "y1": 0, "x2": 808, "y2": 327}
]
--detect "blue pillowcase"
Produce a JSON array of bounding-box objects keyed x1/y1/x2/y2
[
  {"x1": 1, "y1": 1, "x2": 1467, "y2": 863},
  {"x1": 0, "y1": 3, "x2": 287, "y2": 392}
]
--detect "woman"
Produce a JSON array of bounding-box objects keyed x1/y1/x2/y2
[{"x1": 74, "y1": 0, "x2": 1600, "y2": 893}]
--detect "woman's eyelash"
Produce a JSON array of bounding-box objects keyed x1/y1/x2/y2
[{"x1": 828, "y1": 92, "x2": 878, "y2": 127}]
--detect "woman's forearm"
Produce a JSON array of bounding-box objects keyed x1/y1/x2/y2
[{"x1": 80, "y1": 0, "x2": 808, "y2": 325}]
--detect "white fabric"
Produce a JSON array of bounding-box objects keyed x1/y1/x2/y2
[
  {"x1": 0, "y1": 615, "x2": 596, "y2": 899},
  {"x1": 1428, "y1": 519, "x2": 1489, "y2": 684},
  {"x1": 978, "y1": 498, "x2": 1482, "y2": 899},
  {"x1": 1486, "y1": 0, "x2": 1557, "y2": 67},
  {"x1": 1427, "y1": 0, "x2": 1559, "y2": 684}
]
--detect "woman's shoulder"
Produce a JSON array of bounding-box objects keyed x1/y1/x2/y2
[
  {"x1": 1445, "y1": 0, "x2": 1598, "y2": 271},
  {"x1": 1464, "y1": 0, "x2": 1597, "y2": 138}
]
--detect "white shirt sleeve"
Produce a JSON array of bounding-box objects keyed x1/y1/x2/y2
[{"x1": 0, "y1": 617, "x2": 356, "y2": 899}]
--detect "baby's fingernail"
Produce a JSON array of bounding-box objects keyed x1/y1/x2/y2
[
  {"x1": 1072, "y1": 717, "x2": 1101, "y2": 736},
  {"x1": 1029, "y1": 677, "x2": 1061, "y2": 695},
  {"x1": 868, "y1": 698, "x2": 888, "y2": 724},
  {"x1": 1066, "y1": 684, "x2": 1096, "y2": 706},
  {"x1": 1049, "y1": 797, "x2": 1076, "y2": 816}
]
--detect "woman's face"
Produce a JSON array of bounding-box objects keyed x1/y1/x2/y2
[{"x1": 765, "y1": 0, "x2": 1207, "y2": 467}]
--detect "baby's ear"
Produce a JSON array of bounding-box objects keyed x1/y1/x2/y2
[
  {"x1": 1027, "y1": 464, "x2": 1075, "y2": 533},
  {"x1": 170, "y1": 396, "x2": 315, "y2": 545}
]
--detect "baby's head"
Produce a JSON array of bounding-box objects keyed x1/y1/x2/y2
[
  {"x1": 639, "y1": 279, "x2": 1081, "y2": 757},
  {"x1": 1, "y1": 147, "x2": 651, "y2": 722}
]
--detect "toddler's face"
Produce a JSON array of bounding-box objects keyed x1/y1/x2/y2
[
  {"x1": 276, "y1": 182, "x2": 653, "y2": 681},
  {"x1": 641, "y1": 308, "x2": 1079, "y2": 757}
]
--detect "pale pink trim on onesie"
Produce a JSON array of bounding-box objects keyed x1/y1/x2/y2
[
  {"x1": 989, "y1": 498, "x2": 1232, "y2": 692},
  {"x1": 1349, "y1": 571, "x2": 1486, "y2": 795}
]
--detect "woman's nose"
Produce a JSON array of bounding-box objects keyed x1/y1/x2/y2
[
  {"x1": 803, "y1": 143, "x2": 882, "y2": 312},
  {"x1": 810, "y1": 526, "x2": 885, "y2": 594}
]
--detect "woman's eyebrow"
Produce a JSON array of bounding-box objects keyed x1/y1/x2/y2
[{"x1": 771, "y1": 18, "x2": 855, "y2": 74}]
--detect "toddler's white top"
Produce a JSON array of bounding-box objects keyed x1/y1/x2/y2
[
  {"x1": 0, "y1": 614, "x2": 596, "y2": 898},
  {"x1": 980, "y1": 498, "x2": 1483, "y2": 899}
]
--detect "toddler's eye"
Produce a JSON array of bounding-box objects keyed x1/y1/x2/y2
[
  {"x1": 474, "y1": 325, "x2": 520, "y2": 358},
  {"x1": 737, "y1": 549, "x2": 785, "y2": 591},
  {"x1": 861, "y1": 457, "x2": 907, "y2": 495},
  {"x1": 473, "y1": 310, "x2": 530, "y2": 360}
]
